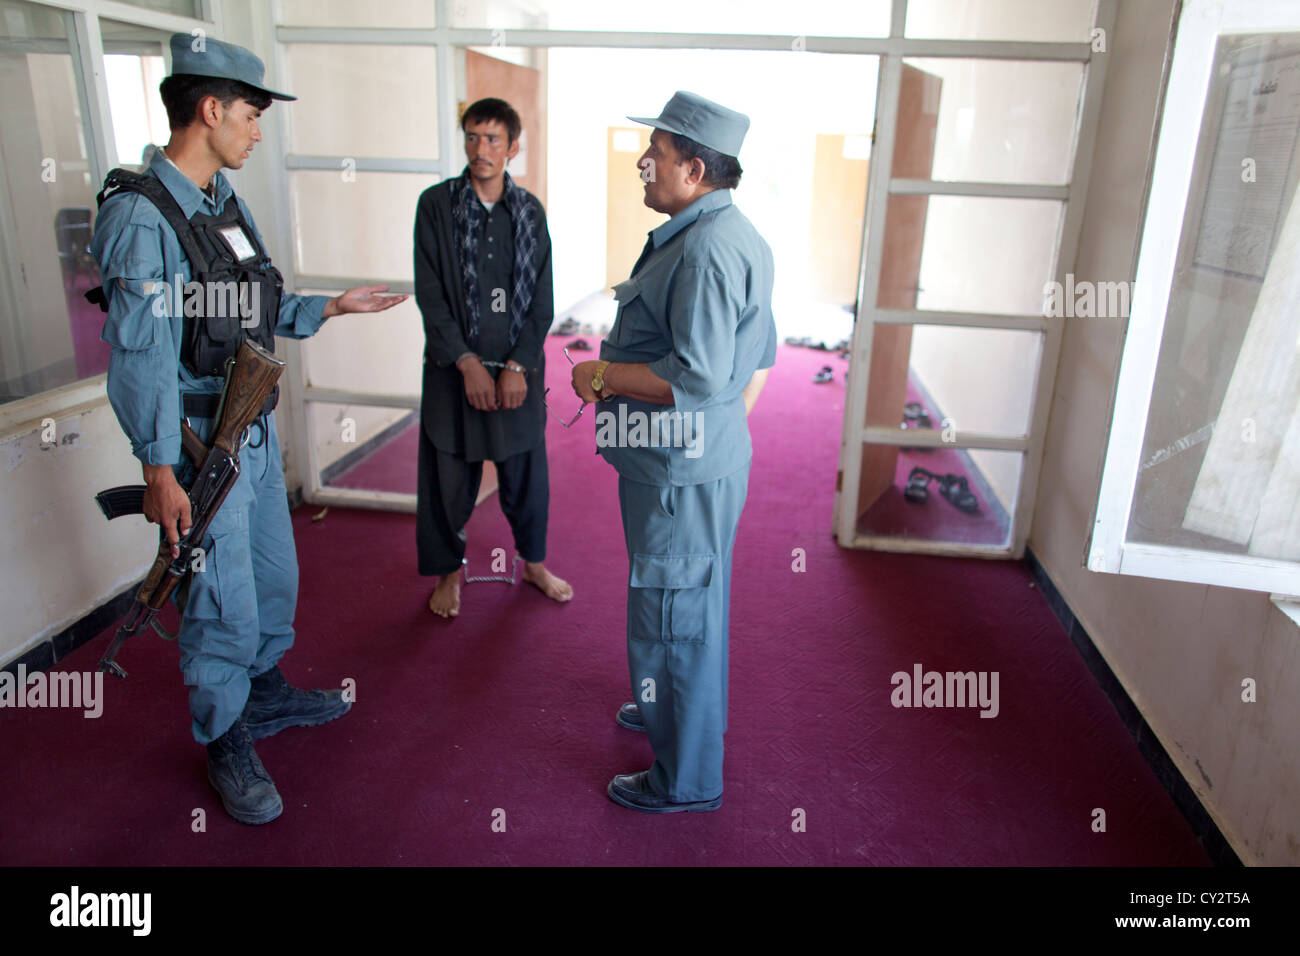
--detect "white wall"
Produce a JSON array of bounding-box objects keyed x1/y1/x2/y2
[
  {"x1": 0, "y1": 390, "x2": 155, "y2": 663},
  {"x1": 1032, "y1": 0, "x2": 1300, "y2": 865}
]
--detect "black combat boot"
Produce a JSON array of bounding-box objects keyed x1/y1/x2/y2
[
  {"x1": 243, "y1": 665, "x2": 351, "y2": 740},
  {"x1": 206, "y1": 715, "x2": 283, "y2": 825}
]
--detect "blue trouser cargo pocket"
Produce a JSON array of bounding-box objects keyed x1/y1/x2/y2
[{"x1": 628, "y1": 552, "x2": 715, "y2": 644}]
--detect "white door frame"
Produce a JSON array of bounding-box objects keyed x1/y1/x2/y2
[{"x1": 833, "y1": 0, "x2": 1117, "y2": 559}]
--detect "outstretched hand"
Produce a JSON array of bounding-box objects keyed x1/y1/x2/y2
[{"x1": 325, "y1": 285, "x2": 408, "y2": 317}]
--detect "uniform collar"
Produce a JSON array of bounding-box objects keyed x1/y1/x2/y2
[
  {"x1": 148, "y1": 145, "x2": 234, "y2": 217},
  {"x1": 650, "y1": 188, "x2": 732, "y2": 248}
]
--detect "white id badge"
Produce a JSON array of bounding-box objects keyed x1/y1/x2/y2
[{"x1": 217, "y1": 224, "x2": 257, "y2": 261}]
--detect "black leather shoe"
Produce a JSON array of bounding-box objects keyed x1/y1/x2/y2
[
  {"x1": 206, "y1": 716, "x2": 283, "y2": 825},
  {"x1": 606, "y1": 771, "x2": 722, "y2": 814},
  {"x1": 244, "y1": 665, "x2": 351, "y2": 740},
  {"x1": 616, "y1": 701, "x2": 646, "y2": 732}
]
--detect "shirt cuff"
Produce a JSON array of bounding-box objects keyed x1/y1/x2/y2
[
  {"x1": 276, "y1": 293, "x2": 332, "y2": 339},
  {"x1": 134, "y1": 434, "x2": 182, "y2": 467},
  {"x1": 648, "y1": 353, "x2": 705, "y2": 412}
]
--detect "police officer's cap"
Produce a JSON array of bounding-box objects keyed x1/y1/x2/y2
[
  {"x1": 629, "y1": 91, "x2": 749, "y2": 158},
  {"x1": 168, "y1": 33, "x2": 295, "y2": 101}
]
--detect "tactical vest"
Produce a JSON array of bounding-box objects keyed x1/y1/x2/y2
[{"x1": 87, "y1": 168, "x2": 284, "y2": 382}]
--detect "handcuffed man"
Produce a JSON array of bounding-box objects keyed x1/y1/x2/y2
[{"x1": 414, "y1": 97, "x2": 572, "y2": 619}]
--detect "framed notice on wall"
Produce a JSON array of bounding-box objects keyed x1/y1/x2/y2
[
  {"x1": 1190, "y1": 39, "x2": 1300, "y2": 278},
  {"x1": 1092, "y1": 0, "x2": 1300, "y2": 597}
]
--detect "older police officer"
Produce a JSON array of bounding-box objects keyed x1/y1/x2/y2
[
  {"x1": 91, "y1": 35, "x2": 405, "y2": 824},
  {"x1": 571, "y1": 92, "x2": 775, "y2": 812}
]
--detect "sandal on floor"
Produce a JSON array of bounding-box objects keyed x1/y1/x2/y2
[
  {"x1": 903, "y1": 466, "x2": 934, "y2": 503},
  {"x1": 902, "y1": 402, "x2": 933, "y2": 428},
  {"x1": 937, "y1": 473, "x2": 979, "y2": 513},
  {"x1": 553, "y1": 317, "x2": 580, "y2": 335},
  {"x1": 568, "y1": 338, "x2": 592, "y2": 351},
  {"x1": 813, "y1": 365, "x2": 834, "y2": 384}
]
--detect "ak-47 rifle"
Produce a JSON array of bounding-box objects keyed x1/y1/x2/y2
[{"x1": 94, "y1": 339, "x2": 286, "y2": 678}]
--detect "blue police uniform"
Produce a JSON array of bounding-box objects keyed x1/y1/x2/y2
[
  {"x1": 599, "y1": 187, "x2": 776, "y2": 802},
  {"x1": 92, "y1": 148, "x2": 332, "y2": 745}
]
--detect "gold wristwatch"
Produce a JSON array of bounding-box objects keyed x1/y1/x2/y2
[{"x1": 590, "y1": 361, "x2": 612, "y2": 400}]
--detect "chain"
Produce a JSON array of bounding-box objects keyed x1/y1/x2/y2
[
  {"x1": 461, "y1": 554, "x2": 522, "y2": 585},
  {"x1": 476, "y1": 359, "x2": 525, "y2": 372}
]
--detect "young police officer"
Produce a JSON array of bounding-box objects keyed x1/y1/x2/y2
[
  {"x1": 571, "y1": 92, "x2": 775, "y2": 812},
  {"x1": 91, "y1": 35, "x2": 405, "y2": 824}
]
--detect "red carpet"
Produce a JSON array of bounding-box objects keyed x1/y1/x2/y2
[
  {"x1": 0, "y1": 338, "x2": 1209, "y2": 866},
  {"x1": 325, "y1": 421, "x2": 418, "y2": 494}
]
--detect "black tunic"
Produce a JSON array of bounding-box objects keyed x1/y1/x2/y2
[{"x1": 413, "y1": 176, "x2": 553, "y2": 462}]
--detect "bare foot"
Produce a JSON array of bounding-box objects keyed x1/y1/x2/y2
[
  {"x1": 522, "y1": 562, "x2": 574, "y2": 603},
  {"x1": 428, "y1": 573, "x2": 462, "y2": 618}
]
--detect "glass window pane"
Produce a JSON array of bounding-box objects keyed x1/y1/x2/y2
[
  {"x1": 0, "y1": 0, "x2": 66, "y2": 38},
  {"x1": 906, "y1": 0, "x2": 1096, "y2": 43},
  {"x1": 1126, "y1": 33, "x2": 1300, "y2": 563},
  {"x1": 280, "y1": 0, "x2": 435, "y2": 28},
  {"x1": 855, "y1": 442, "x2": 1020, "y2": 548},
  {"x1": 286, "y1": 45, "x2": 438, "y2": 159},
  {"x1": 902, "y1": 58, "x2": 1083, "y2": 185},
  {"x1": 451, "y1": 0, "x2": 890, "y2": 37},
  {"x1": 864, "y1": 323, "x2": 1040, "y2": 438},
  {"x1": 312, "y1": 401, "x2": 417, "y2": 494},
  {"x1": 112, "y1": 0, "x2": 202, "y2": 18},
  {"x1": 291, "y1": 171, "x2": 431, "y2": 281},
  {"x1": 301, "y1": 290, "x2": 424, "y2": 397},
  {"x1": 0, "y1": 0, "x2": 106, "y2": 403},
  {"x1": 100, "y1": 19, "x2": 171, "y2": 169},
  {"x1": 880, "y1": 196, "x2": 1061, "y2": 316}
]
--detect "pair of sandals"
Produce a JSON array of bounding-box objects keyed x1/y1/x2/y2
[
  {"x1": 813, "y1": 365, "x2": 834, "y2": 384},
  {"x1": 785, "y1": 336, "x2": 851, "y2": 350},
  {"x1": 903, "y1": 467, "x2": 979, "y2": 513},
  {"x1": 553, "y1": 318, "x2": 610, "y2": 337},
  {"x1": 902, "y1": 401, "x2": 932, "y2": 429}
]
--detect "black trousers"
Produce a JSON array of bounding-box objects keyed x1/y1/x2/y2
[{"x1": 416, "y1": 425, "x2": 549, "y2": 576}]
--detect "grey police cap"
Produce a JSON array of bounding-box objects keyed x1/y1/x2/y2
[
  {"x1": 168, "y1": 33, "x2": 295, "y2": 101},
  {"x1": 628, "y1": 91, "x2": 749, "y2": 158}
]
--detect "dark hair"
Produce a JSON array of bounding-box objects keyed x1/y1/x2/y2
[
  {"x1": 159, "y1": 74, "x2": 273, "y2": 129},
  {"x1": 670, "y1": 132, "x2": 743, "y2": 190},
  {"x1": 460, "y1": 97, "x2": 522, "y2": 144}
]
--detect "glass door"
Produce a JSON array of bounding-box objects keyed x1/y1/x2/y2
[{"x1": 833, "y1": 1, "x2": 1116, "y2": 557}]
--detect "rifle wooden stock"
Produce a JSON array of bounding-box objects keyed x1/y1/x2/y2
[{"x1": 210, "y1": 341, "x2": 286, "y2": 457}]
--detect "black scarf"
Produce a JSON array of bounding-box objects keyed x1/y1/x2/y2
[{"x1": 450, "y1": 167, "x2": 539, "y2": 352}]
